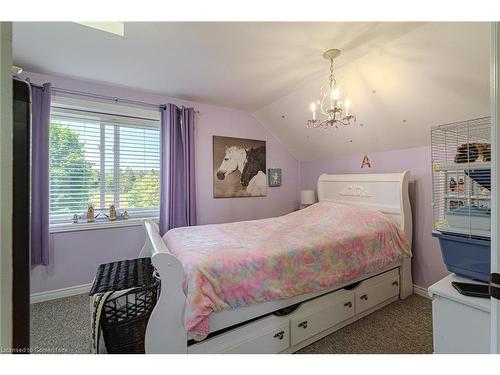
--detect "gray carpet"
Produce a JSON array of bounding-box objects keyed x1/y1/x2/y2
[
  {"x1": 297, "y1": 294, "x2": 433, "y2": 354},
  {"x1": 31, "y1": 294, "x2": 432, "y2": 354}
]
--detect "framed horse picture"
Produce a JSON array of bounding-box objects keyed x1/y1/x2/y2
[{"x1": 213, "y1": 135, "x2": 267, "y2": 198}]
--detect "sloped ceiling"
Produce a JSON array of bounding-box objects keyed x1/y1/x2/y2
[
  {"x1": 13, "y1": 22, "x2": 422, "y2": 112},
  {"x1": 254, "y1": 22, "x2": 490, "y2": 160},
  {"x1": 13, "y1": 22, "x2": 490, "y2": 161}
]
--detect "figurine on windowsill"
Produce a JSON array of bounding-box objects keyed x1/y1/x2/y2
[
  {"x1": 72, "y1": 214, "x2": 79, "y2": 224},
  {"x1": 109, "y1": 204, "x2": 117, "y2": 221},
  {"x1": 457, "y1": 177, "x2": 465, "y2": 193},
  {"x1": 122, "y1": 210, "x2": 129, "y2": 220},
  {"x1": 450, "y1": 177, "x2": 457, "y2": 192},
  {"x1": 87, "y1": 203, "x2": 95, "y2": 223}
]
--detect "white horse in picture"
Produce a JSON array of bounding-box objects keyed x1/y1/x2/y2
[{"x1": 216, "y1": 146, "x2": 247, "y2": 181}]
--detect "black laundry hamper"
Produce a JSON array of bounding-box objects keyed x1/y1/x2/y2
[{"x1": 90, "y1": 258, "x2": 160, "y2": 354}]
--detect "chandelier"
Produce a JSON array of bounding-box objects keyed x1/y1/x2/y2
[{"x1": 307, "y1": 49, "x2": 356, "y2": 129}]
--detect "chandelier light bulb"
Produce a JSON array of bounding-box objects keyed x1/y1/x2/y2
[
  {"x1": 332, "y1": 87, "x2": 340, "y2": 100},
  {"x1": 310, "y1": 102, "x2": 317, "y2": 121},
  {"x1": 345, "y1": 98, "x2": 351, "y2": 116}
]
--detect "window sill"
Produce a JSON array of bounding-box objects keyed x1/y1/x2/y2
[{"x1": 49, "y1": 218, "x2": 158, "y2": 234}]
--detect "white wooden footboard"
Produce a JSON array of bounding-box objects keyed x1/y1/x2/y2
[{"x1": 140, "y1": 220, "x2": 188, "y2": 353}]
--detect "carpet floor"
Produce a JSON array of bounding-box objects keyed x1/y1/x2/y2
[{"x1": 30, "y1": 294, "x2": 432, "y2": 354}]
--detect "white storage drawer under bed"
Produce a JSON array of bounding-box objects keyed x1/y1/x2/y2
[
  {"x1": 354, "y1": 268, "x2": 400, "y2": 314},
  {"x1": 290, "y1": 288, "x2": 354, "y2": 346},
  {"x1": 188, "y1": 315, "x2": 290, "y2": 354},
  {"x1": 188, "y1": 268, "x2": 400, "y2": 354}
]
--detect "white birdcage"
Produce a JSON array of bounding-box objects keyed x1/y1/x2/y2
[{"x1": 431, "y1": 117, "x2": 491, "y2": 239}]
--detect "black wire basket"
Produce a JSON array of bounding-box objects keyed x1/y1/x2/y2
[{"x1": 90, "y1": 258, "x2": 160, "y2": 354}]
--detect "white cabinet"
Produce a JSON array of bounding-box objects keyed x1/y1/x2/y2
[{"x1": 428, "y1": 274, "x2": 490, "y2": 354}]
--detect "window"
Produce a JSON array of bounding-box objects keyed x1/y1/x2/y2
[{"x1": 49, "y1": 103, "x2": 160, "y2": 224}]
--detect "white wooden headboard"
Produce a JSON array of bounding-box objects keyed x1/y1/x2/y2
[{"x1": 317, "y1": 171, "x2": 412, "y2": 245}]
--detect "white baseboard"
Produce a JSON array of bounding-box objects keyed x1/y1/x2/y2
[
  {"x1": 30, "y1": 283, "x2": 91, "y2": 304},
  {"x1": 31, "y1": 282, "x2": 431, "y2": 304},
  {"x1": 413, "y1": 284, "x2": 431, "y2": 299}
]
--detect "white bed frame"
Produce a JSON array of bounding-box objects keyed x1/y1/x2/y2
[{"x1": 139, "y1": 171, "x2": 413, "y2": 354}]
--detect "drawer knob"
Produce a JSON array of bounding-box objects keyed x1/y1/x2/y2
[
  {"x1": 298, "y1": 321, "x2": 308, "y2": 329},
  {"x1": 392, "y1": 281, "x2": 399, "y2": 286},
  {"x1": 273, "y1": 331, "x2": 285, "y2": 340},
  {"x1": 360, "y1": 294, "x2": 368, "y2": 301},
  {"x1": 344, "y1": 301, "x2": 352, "y2": 308}
]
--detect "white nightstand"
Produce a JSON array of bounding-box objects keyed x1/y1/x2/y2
[{"x1": 428, "y1": 274, "x2": 490, "y2": 353}]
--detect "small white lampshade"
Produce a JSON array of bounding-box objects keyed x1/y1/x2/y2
[{"x1": 301, "y1": 190, "x2": 316, "y2": 205}]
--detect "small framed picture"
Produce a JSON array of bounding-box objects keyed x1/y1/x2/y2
[{"x1": 268, "y1": 168, "x2": 282, "y2": 187}]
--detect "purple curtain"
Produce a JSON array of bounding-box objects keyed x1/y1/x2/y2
[
  {"x1": 159, "y1": 104, "x2": 196, "y2": 236},
  {"x1": 31, "y1": 83, "x2": 51, "y2": 266}
]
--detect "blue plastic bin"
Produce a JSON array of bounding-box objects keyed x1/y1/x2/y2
[{"x1": 432, "y1": 230, "x2": 490, "y2": 282}]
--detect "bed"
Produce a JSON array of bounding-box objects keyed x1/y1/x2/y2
[{"x1": 139, "y1": 171, "x2": 413, "y2": 353}]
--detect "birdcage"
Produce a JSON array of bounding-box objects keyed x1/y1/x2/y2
[{"x1": 431, "y1": 116, "x2": 491, "y2": 282}]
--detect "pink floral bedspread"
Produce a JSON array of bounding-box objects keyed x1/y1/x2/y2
[{"x1": 163, "y1": 201, "x2": 411, "y2": 337}]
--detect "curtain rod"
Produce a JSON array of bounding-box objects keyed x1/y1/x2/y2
[{"x1": 26, "y1": 79, "x2": 200, "y2": 113}]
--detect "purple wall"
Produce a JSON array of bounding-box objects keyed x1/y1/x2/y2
[
  {"x1": 300, "y1": 145, "x2": 449, "y2": 288},
  {"x1": 27, "y1": 71, "x2": 300, "y2": 294},
  {"x1": 28, "y1": 71, "x2": 444, "y2": 294},
  {"x1": 32, "y1": 226, "x2": 146, "y2": 293}
]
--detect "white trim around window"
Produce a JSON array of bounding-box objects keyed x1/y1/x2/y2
[{"x1": 49, "y1": 217, "x2": 158, "y2": 233}]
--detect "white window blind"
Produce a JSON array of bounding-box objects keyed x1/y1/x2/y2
[{"x1": 49, "y1": 106, "x2": 160, "y2": 224}]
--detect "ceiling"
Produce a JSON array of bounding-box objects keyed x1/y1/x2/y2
[
  {"x1": 13, "y1": 22, "x2": 422, "y2": 112},
  {"x1": 254, "y1": 22, "x2": 490, "y2": 160},
  {"x1": 13, "y1": 22, "x2": 490, "y2": 161}
]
